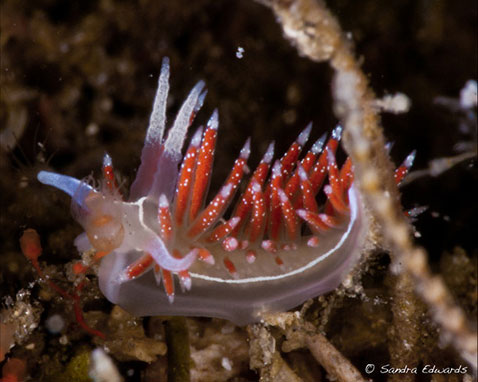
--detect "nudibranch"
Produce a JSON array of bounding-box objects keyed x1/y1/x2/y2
[{"x1": 37, "y1": 58, "x2": 414, "y2": 325}]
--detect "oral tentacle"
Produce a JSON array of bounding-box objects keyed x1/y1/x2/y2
[{"x1": 37, "y1": 171, "x2": 95, "y2": 211}]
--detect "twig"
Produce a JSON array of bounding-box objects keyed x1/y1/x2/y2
[
  {"x1": 402, "y1": 151, "x2": 476, "y2": 186},
  {"x1": 165, "y1": 317, "x2": 191, "y2": 382},
  {"x1": 306, "y1": 332, "x2": 369, "y2": 382},
  {"x1": 387, "y1": 273, "x2": 423, "y2": 382},
  {"x1": 256, "y1": 312, "x2": 369, "y2": 382}
]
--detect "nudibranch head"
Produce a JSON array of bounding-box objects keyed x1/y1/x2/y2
[
  {"x1": 37, "y1": 57, "x2": 397, "y2": 325},
  {"x1": 80, "y1": 191, "x2": 125, "y2": 254}
]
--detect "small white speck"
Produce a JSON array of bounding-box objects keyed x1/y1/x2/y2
[
  {"x1": 460, "y1": 80, "x2": 477, "y2": 109},
  {"x1": 236, "y1": 46, "x2": 245, "y2": 59},
  {"x1": 86, "y1": 123, "x2": 99, "y2": 136},
  {"x1": 221, "y1": 357, "x2": 232, "y2": 371}
]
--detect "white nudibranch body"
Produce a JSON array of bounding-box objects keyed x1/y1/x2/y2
[{"x1": 37, "y1": 57, "x2": 377, "y2": 325}]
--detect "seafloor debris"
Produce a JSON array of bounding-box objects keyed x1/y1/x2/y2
[
  {"x1": 0, "y1": 289, "x2": 42, "y2": 362},
  {"x1": 188, "y1": 318, "x2": 249, "y2": 382},
  {"x1": 95, "y1": 306, "x2": 167, "y2": 363}
]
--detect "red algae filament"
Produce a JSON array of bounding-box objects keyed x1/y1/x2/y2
[{"x1": 19, "y1": 228, "x2": 106, "y2": 339}]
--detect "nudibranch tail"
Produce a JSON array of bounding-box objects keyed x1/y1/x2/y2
[{"x1": 37, "y1": 58, "x2": 417, "y2": 324}]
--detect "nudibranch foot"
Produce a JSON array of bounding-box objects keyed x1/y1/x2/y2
[{"x1": 37, "y1": 57, "x2": 415, "y2": 325}]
